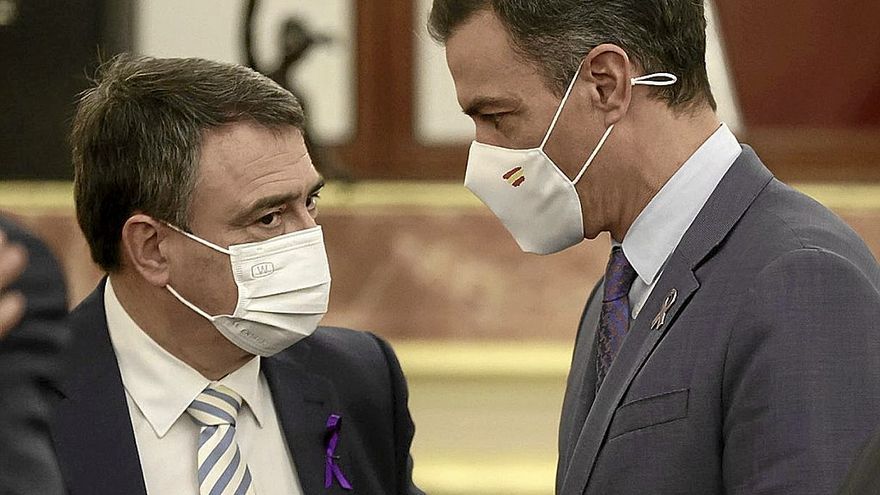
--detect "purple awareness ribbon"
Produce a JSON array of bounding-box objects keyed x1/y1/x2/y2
[{"x1": 325, "y1": 414, "x2": 353, "y2": 490}]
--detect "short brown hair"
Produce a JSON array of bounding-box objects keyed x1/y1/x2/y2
[
  {"x1": 429, "y1": 0, "x2": 717, "y2": 111},
  {"x1": 71, "y1": 54, "x2": 306, "y2": 272}
]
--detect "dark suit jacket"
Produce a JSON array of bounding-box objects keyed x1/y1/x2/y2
[
  {"x1": 0, "y1": 217, "x2": 69, "y2": 495},
  {"x1": 50, "y1": 280, "x2": 423, "y2": 495},
  {"x1": 556, "y1": 147, "x2": 880, "y2": 495}
]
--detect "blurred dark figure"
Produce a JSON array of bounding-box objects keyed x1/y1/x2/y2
[
  {"x1": 243, "y1": 0, "x2": 351, "y2": 181},
  {"x1": 0, "y1": 217, "x2": 69, "y2": 494}
]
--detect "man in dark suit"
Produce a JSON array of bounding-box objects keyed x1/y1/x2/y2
[
  {"x1": 51, "y1": 54, "x2": 423, "y2": 495},
  {"x1": 429, "y1": 1, "x2": 880, "y2": 493},
  {"x1": 0, "y1": 218, "x2": 69, "y2": 495}
]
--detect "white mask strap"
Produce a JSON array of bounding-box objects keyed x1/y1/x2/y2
[
  {"x1": 631, "y1": 72, "x2": 678, "y2": 87},
  {"x1": 569, "y1": 72, "x2": 678, "y2": 185},
  {"x1": 540, "y1": 62, "x2": 586, "y2": 149},
  {"x1": 572, "y1": 124, "x2": 615, "y2": 184},
  {"x1": 166, "y1": 285, "x2": 217, "y2": 321},
  {"x1": 164, "y1": 223, "x2": 232, "y2": 255}
]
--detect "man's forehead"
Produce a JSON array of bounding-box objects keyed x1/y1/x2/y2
[
  {"x1": 198, "y1": 124, "x2": 307, "y2": 177},
  {"x1": 201, "y1": 122, "x2": 302, "y2": 158},
  {"x1": 192, "y1": 122, "x2": 316, "y2": 207}
]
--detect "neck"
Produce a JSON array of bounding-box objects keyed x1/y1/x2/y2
[
  {"x1": 109, "y1": 272, "x2": 252, "y2": 380},
  {"x1": 589, "y1": 105, "x2": 721, "y2": 242}
]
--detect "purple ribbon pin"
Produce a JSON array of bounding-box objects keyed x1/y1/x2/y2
[{"x1": 325, "y1": 414, "x2": 353, "y2": 490}]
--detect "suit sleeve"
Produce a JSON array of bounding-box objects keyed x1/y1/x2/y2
[
  {"x1": 722, "y1": 248, "x2": 880, "y2": 494},
  {"x1": 0, "y1": 219, "x2": 70, "y2": 495},
  {"x1": 369, "y1": 333, "x2": 426, "y2": 495}
]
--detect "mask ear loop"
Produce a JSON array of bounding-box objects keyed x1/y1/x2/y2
[
  {"x1": 572, "y1": 124, "x2": 615, "y2": 184},
  {"x1": 164, "y1": 222, "x2": 232, "y2": 255},
  {"x1": 540, "y1": 61, "x2": 586, "y2": 149},
  {"x1": 162, "y1": 223, "x2": 230, "y2": 320},
  {"x1": 631, "y1": 72, "x2": 678, "y2": 86},
  {"x1": 166, "y1": 285, "x2": 218, "y2": 321},
  {"x1": 570, "y1": 72, "x2": 679, "y2": 185}
]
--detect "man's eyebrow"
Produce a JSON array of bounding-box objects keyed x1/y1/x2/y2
[
  {"x1": 309, "y1": 176, "x2": 326, "y2": 196},
  {"x1": 231, "y1": 177, "x2": 326, "y2": 226},
  {"x1": 462, "y1": 96, "x2": 518, "y2": 117},
  {"x1": 232, "y1": 193, "x2": 297, "y2": 226}
]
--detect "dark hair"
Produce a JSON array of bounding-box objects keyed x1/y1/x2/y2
[
  {"x1": 71, "y1": 54, "x2": 306, "y2": 272},
  {"x1": 428, "y1": 0, "x2": 716, "y2": 111}
]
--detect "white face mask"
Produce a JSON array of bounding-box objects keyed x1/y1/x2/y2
[
  {"x1": 164, "y1": 225, "x2": 331, "y2": 356},
  {"x1": 464, "y1": 65, "x2": 678, "y2": 255}
]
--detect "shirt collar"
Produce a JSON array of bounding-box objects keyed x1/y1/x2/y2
[
  {"x1": 622, "y1": 123, "x2": 742, "y2": 285},
  {"x1": 104, "y1": 279, "x2": 265, "y2": 437},
  {"x1": 217, "y1": 354, "x2": 265, "y2": 427}
]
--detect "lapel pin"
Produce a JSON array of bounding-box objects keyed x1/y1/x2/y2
[
  {"x1": 325, "y1": 414, "x2": 353, "y2": 490},
  {"x1": 651, "y1": 288, "x2": 678, "y2": 331}
]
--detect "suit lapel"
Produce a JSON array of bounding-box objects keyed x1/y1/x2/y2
[
  {"x1": 560, "y1": 258, "x2": 700, "y2": 495},
  {"x1": 560, "y1": 147, "x2": 774, "y2": 495},
  {"x1": 263, "y1": 342, "x2": 353, "y2": 495},
  {"x1": 52, "y1": 281, "x2": 147, "y2": 495}
]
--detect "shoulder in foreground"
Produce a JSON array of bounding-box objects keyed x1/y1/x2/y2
[
  {"x1": 312, "y1": 325, "x2": 385, "y2": 350},
  {"x1": 276, "y1": 326, "x2": 391, "y2": 368},
  {"x1": 268, "y1": 326, "x2": 405, "y2": 395}
]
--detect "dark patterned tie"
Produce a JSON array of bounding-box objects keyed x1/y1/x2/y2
[{"x1": 596, "y1": 247, "x2": 638, "y2": 390}]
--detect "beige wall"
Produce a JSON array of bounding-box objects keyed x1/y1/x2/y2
[
  {"x1": 134, "y1": 0, "x2": 356, "y2": 143},
  {"x1": 135, "y1": 0, "x2": 741, "y2": 146}
]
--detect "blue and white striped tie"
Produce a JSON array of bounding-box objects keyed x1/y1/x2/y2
[{"x1": 187, "y1": 384, "x2": 256, "y2": 495}]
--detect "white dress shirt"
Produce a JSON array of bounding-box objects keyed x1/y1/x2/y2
[
  {"x1": 104, "y1": 279, "x2": 303, "y2": 495},
  {"x1": 620, "y1": 123, "x2": 742, "y2": 319}
]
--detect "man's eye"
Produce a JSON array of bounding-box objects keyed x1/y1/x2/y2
[
  {"x1": 481, "y1": 113, "x2": 507, "y2": 129},
  {"x1": 258, "y1": 211, "x2": 282, "y2": 226},
  {"x1": 306, "y1": 192, "x2": 321, "y2": 210}
]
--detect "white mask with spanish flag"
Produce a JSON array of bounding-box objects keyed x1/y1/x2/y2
[{"x1": 464, "y1": 66, "x2": 678, "y2": 255}]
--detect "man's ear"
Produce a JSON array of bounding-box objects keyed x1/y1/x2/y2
[
  {"x1": 582, "y1": 44, "x2": 633, "y2": 127},
  {"x1": 120, "y1": 214, "x2": 171, "y2": 288}
]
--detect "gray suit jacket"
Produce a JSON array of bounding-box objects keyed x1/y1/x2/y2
[{"x1": 556, "y1": 147, "x2": 880, "y2": 495}]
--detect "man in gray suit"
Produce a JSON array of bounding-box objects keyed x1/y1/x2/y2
[{"x1": 429, "y1": 1, "x2": 880, "y2": 493}]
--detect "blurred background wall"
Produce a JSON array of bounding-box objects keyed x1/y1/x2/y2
[{"x1": 1, "y1": 1, "x2": 880, "y2": 494}]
